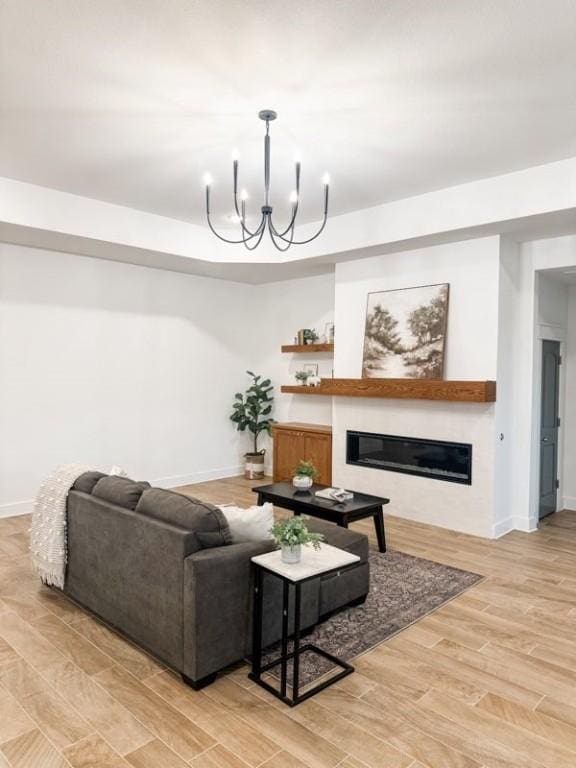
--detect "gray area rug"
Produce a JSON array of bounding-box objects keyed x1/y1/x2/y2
[{"x1": 264, "y1": 548, "x2": 483, "y2": 687}]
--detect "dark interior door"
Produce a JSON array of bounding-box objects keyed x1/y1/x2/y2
[{"x1": 539, "y1": 340, "x2": 561, "y2": 520}]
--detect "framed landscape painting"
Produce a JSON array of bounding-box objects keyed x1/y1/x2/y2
[{"x1": 362, "y1": 283, "x2": 449, "y2": 379}]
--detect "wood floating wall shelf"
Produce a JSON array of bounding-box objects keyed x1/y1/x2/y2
[
  {"x1": 281, "y1": 343, "x2": 334, "y2": 354},
  {"x1": 281, "y1": 378, "x2": 496, "y2": 403}
]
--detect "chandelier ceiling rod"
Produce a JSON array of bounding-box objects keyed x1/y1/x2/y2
[{"x1": 203, "y1": 110, "x2": 330, "y2": 251}]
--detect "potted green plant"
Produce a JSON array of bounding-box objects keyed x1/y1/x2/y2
[
  {"x1": 292, "y1": 460, "x2": 319, "y2": 490},
  {"x1": 230, "y1": 371, "x2": 274, "y2": 479},
  {"x1": 270, "y1": 516, "x2": 325, "y2": 564},
  {"x1": 303, "y1": 329, "x2": 319, "y2": 345},
  {"x1": 294, "y1": 370, "x2": 310, "y2": 386}
]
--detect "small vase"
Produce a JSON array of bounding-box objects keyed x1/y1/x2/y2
[
  {"x1": 292, "y1": 475, "x2": 313, "y2": 490},
  {"x1": 281, "y1": 544, "x2": 301, "y2": 564}
]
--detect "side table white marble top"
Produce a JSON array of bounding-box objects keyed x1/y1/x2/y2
[{"x1": 251, "y1": 543, "x2": 360, "y2": 582}]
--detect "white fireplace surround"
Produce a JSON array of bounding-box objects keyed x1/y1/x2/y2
[{"x1": 331, "y1": 237, "x2": 502, "y2": 538}]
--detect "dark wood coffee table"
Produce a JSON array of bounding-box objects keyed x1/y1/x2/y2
[{"x1": 253, "y1": 482, "x2": 389, "y2": 552}]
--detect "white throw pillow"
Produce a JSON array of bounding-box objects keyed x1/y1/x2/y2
[{"x1": 218, "y1": 503, "x2": 274, "y2": 543}]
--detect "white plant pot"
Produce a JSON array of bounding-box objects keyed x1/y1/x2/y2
[
  {"x1": 281, "y1": 544, "x2": 301, "y2": 564},
  {"x1": 292, "y1": 475, "x2": 313, "y2": 490}
]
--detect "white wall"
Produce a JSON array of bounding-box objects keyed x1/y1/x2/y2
[
  {"x1": 4, "y1": 230, "x2": 576, "y2": 532},
  {"x1": 564, "y1": 285, "x2": 576, "y2": 510},
  {"x1": 255, "y1": 274, "x2": 335, "y2": 468},
  {"x1": 494, "y1": 240, "x2": 522, "y2": 535},
  {"x1": 538, "y1": 273, "x2": 569, "y2": 328},
  {"x1": 256, "y1": 273, "x2": 334, "y2": 425},
  {"x1": 0, "y1": 243, "x2": 257, "y2": 516},
  {"x1": 508, "y1": 236, "x2": 576, "y2": 530},
  {"x1": 332, "y1": 237, "x2": 501, "y2": 537}
]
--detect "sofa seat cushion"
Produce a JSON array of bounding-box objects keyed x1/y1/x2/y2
[
  {"x1": 305, "y1": 519, "x2": 369, "y2": 562},
  {"x1": 92, "y1": 476, "x2": 151, "y2": 510},
  {"x1": 136, "y1": 488, "x2": 232, "y2": 553},
  {"x1": 72, "y1": 471, "x2": 107, "y2": 495}
]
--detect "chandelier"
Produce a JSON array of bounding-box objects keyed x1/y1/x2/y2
[{"x1": 203, "y1": 110, "x2": 330, "y2": 251}]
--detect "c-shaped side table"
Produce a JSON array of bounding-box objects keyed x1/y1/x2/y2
[{"x1": 249, "y1": 543, "x2": 360, "y2": 706}]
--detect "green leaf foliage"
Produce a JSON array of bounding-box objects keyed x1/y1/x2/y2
[
  {"x1": 270, "y1": 516, "x2": 325, "y2": 549},
  {"x1": 230, "y1": 371, "x2": 275, "y2": 453},
  {"x1": 293, "y1": 460, "x2": 319, "y2": 479}
]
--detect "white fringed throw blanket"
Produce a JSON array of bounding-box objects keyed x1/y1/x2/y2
[{"x1": 30, "y1": 463, "x2": 92, "y2": 589}]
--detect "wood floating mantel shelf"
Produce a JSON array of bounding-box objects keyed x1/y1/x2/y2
[
  {"x1": 281, "y1": 343, "x2": 334, "y2": 353},
  {"x1": 281, "y1": 378, "x2": 496, "y2": 403}
]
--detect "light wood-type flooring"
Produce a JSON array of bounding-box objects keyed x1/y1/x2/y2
[{"x1": 1, "y1": 475, "x2": 576, "y2": 767}]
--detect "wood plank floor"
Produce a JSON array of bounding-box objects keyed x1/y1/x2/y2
[{"x1": 1, "y1": 475, "x2": 576, "y2": 767}]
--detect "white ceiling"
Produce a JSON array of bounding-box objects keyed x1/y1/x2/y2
[{"x1": 1, "y1": 0, "x2": 576, "y2": 229}]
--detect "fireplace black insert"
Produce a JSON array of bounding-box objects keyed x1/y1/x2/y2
[{"x1": 346, "y1": 430, "x2": 472, "y2": 485}]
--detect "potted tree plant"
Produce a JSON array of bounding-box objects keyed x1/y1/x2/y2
[
  {"x1": 270, "y1": 516, "x2": 324, "y2": 564},
  {"x1": 292, "y1": 460, "x2": 319, "y2": 490},
  {"x1": 230, "y1": 371, "x2": 274, "y2": 479}
]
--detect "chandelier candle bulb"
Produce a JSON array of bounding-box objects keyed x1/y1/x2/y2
[{"x1": 204, "y1": 109, "x2": 330, "y2": 249}]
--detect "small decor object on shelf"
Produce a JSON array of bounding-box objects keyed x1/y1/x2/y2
[
  {"x1": 297, "y1": 328, "x2": 319, "y2": 346},
  {"x1": 270, "y1": 516, "x2": 324, "y2": 564},
  {"x1": 362, "y1": 283, "x2": 449, "y2": 380},
  {"x1": 292, "y1": 460, "x2": 319, "y2": 490},
  {"x1": 303, "y1": 363, "x2": 318, "y2": 377},
  {"x1": 308, "y1": 375, "x2": 322, "y2": 387},
  {"x1": 304, "y1": 328, "x2": 319, "y2": 345},
  {"x1": 230, "y1": 371, "x2": 274, "y2": 479},
  {"x1": 294, "y1": 370, "x2": 310, "y2": 386},
  {"x1": 325, "y1": 322, "x2": 335, "y2": 343}
]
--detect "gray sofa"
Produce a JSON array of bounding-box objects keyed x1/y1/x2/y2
[{"x1": 64, "y1": 472, "x2": 370, "y2": 689}]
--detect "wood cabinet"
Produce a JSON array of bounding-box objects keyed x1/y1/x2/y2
[{"x1": 272, "y1": 422, "x2": 332, "y2": 485}]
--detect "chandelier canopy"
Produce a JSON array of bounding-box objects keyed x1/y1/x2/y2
[{"x1": 203, "y1": 110, "x2": 330, "y2": 251}]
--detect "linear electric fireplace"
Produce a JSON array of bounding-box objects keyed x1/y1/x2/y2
[{"x1": 347, "y1": 430, "x2": 472, "y2": 485}]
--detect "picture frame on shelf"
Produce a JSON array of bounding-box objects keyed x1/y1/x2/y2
[{"x1": 303, "y1": 363, "x2": 318, "y2": 376}]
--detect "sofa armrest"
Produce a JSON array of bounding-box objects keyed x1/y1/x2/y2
[
  {"x1": 65, "y1": 490, "x2": 197, "y2": 671},
  {"x1": 182, "y1": 540, "x2": 275, "y2": 680}
]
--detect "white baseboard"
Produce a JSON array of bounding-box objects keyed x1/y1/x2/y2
[
  {"x1": 492, "y1": 517, "x2": 514, "y2": 538},
  {"x1": 513, "y1": 516, "x2": 539, "y2": 533},
  {"x1": 492, "y1": 515, "x2": 539, "y2": 537},
  {"x1": 563, "y1": 496, "x2": 576, "y2": 512},
  {"x1": 151, "y1": 465, "x2": 245, "y2": 489},
  {"x1": 0, "y1": 465, "x2": 247, "y2": 519},
  {"x1": 0, "y1": 499, "x2": 34, "y2": 519}
]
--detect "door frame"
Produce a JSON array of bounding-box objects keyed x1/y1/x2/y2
[{"x1": 535, "y1": 325, "x2": 566, "y2": 518}]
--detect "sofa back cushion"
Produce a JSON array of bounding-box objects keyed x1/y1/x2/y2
[
  {"x1": 92, "y1": 476, "x2": 151, "y2": 510},
  {"x1": 72, "y1": 471, "x2": 107, "y2": 495},
  {"x1": 136, "y1": 488, "x2": 232, "y2": 552}
]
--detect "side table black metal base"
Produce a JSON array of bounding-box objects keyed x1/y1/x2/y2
[
  {"x1": 249, "y1": 643, "x2": 353, "y2": 707},
  {"x1": 249, "y1": 560, "x2": 355, "y2": 706}
]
